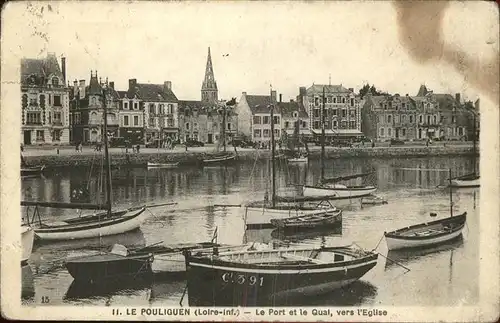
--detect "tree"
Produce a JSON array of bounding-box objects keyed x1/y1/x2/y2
[{"x1": 359, "y1": 83, "x2": 388, "y2": 97}]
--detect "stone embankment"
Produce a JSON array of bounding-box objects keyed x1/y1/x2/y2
[{"x1": 23, "y1": 145, "x2": 477, "y2": 169}]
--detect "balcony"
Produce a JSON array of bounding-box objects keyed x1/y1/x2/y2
[
  {"x1": 52, "y1": 121, "x2": 63, "y2": 126},
  {"x1": 25, "y1": 121, "x2": 42, "y2": 125}
]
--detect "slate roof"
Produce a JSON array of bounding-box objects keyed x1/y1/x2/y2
[
  {"x1": 277, "y1": 101, "x2": 308, "y2": 118},
  {"x1": 21, "y1": 53, "x2": 64, "y2": 86},
  {"x1": 129, "y1": 83, "x2": 178, "y2": 102},
  {"x1": 178, "y1": 100, "x2": 237, "y2": 116},
  {"x1": 417, "y1": 84, "x2": 429, "y2": 96},
  {"x1": 117, "y1": 91, "x2": 128, "y2": 99},
  {"x1": 306, "y1": 84, "x2": 352, "y2": 95},
  {"x1": 245, "y1": 95, "x2": 274, "y2": 114}
]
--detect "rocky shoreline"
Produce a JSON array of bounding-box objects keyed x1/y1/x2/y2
[{"x1": 23, "y1": 146, "x2": 477, "y2": 169}]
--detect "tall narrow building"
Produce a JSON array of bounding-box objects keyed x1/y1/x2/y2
[{"x1": 201, "y1": 47, "x2": 218, "y2": 105}]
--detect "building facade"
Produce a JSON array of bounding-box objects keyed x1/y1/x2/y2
[
  {"x1": 278, "y1": 99, "x2": 310, "y2": 140},
  {"x1": 117, "y1": 90, "x2": 144, "y2": 144},
  {"x1": 69, "y1": 72, "x2": 120, "y2": 144},
  {"x1": 300, "y1": 84, "x2": 363, "y2": 140},
  {"x1": 127, "y1": 79, "x2": 179, "y2": 145},
  {"x1": 362, "y1": 94, "x2": 418, "y2": 141},
  {"x1": 235, "y1": 91, "x2": 281, "y2": 144},
  {"x1": 21, "y1": 53, "x2": 70, "y2": 145}
]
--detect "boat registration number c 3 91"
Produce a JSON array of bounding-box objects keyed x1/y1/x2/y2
[{"x1": 221, "y1": 273, "x2": 264, "y2": 286}]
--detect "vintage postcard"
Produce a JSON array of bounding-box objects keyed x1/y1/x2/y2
[{"x1": 1, "y1": 0, "x2": 499, "y2": 321}]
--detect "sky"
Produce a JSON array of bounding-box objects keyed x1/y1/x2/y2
[{"x1": 2, "y1": 1, "x2": 498, "y2": 103}]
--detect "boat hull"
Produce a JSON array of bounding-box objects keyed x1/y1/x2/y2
[
  {"x1": 450, "y1": 177, "x2": 480, "y2": 188},
  {"x1": 302, "y1": 185, "x2": 377, "y2": 199},
  {"x1": 270, "y1": 210, "x2": 342, "y2": 230},
  {"x1": 185, "y1": 248, "x2": 378, "y2": 306},
  {"x1": 244, "y1": 206, "x2": 338, "y2": 229},
  {"x1": 287, "y1": 157, "x2": 308, "y2": 163},
  {"x1": 34, "y1": 208, "x2": 147, "y2": 241},
  {"x1": 203, "y1": 154, "x2": 236, "y2": 164},
  {"x1": 147, "y1": 162, "x2": 179, "y2": 169},
  {"x1": 384, "y1": 213, "x2": 467, "y2": 251},
  {"x1": 21, "y1": 165, "x2": 45, "y2": 176},
  {"x1": 65, "y1": 253, "x2": 154, "y2": 283},
  {"x1": 21, "y1": 225, "x2": 35, "y2": 265}
]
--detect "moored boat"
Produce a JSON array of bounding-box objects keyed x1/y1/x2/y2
[
  {"x1": 203, "y1": 152, "x2": 236, "y2": 164},
  {"x1": 361, "y1": 195, "x2": 388, "y2": 205},
  {"x1": 21, "y1": 224, "x2": 35, "y2": 265},
  {"x1": 384, "y1": 212, "x2": 467, "y2": 251},
  {"x1": 449, "y1": 173, "x2": 480, "y2": 188},
  {"x1": 302, "y1": 183, "x2": 377, "y2": 200},
  {"x1": 33, "y1": 207, "x2": 147, "y2": 241},
  {"x1": 21, "y1": 165, "x2": 45, "y2": 177},
  {"x1": 183, "y1": 244, "x2": 378, "y2": 306},
  {"x1": 147, "y1": 161, "x2": 179, "y2": 169},
  {"x1": 287, "y1": 155, "x2": 308, "y2": 163},
  {"x1": 270, "y1": 208, "x2": 342, "y2": 231},
  {"x1": 65, "y1": 244, "x2": 154, "y2": 283}
]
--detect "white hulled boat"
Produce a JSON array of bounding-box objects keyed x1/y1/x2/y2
[{"x1": 21, "y1": 224, "x2": 35, "y2": 265}]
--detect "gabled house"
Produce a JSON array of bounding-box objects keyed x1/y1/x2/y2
[
  {"x1": 117, "y1": 89, "x2": 144, "y2": 144},
  {"x1": 21, "y1": 53, "x2": 70, "y2": 145},
  {"x1": 235, "y1": 91, "x2": 281, "y2": 144},
  {"x1": 127, "y1": 79, "x2": 179, "y2": 144}
]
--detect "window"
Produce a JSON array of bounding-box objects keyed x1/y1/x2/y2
[
  {"x1": 227, "y1": 123, "x2": 231, "y2": 130},
  {"x1": 29, "y1": 97, "x2": 38, "y2": 106},
  {"x1": 388, "y1": 128, "x2": 392, "y2": 137},
  {"x1": 379, "y1": 115, "x2": 384, "y2": 123},
  {"x1": 285, "y1": 121, "x2": 290, "y2": 128},
  {"x1": 313, "y1": 121, "x2": 320, "y2": 129},
  {"x1": 332, "y1": 109, "x2": 337, "y2": 116},
  {"x1": 380, "y1": 128, "x2": 385, "y2": 136},
  {"x1": 274, "y1": 129, "x2": 280, "y2": 137},
  {"x1": 253, "y1": 116, "x2": 261, "y2": 124},
  {"x1": 332, "y1": 120, "x2": 337, "y2": 128},
  {"x1": 52, "y1": 129, "x2": 61, "y2": 141},
  {"x1": 342, "y1": 109, "x2": 347, "y2": 118},
  {"x1": 53, "y1": 95, "x2": 62, "y2": 107},
  {"x1": 185, "y1": 122, "x2": 190, "y2": 130},
  {"x1": 263, "y1": 116, "x2": 270, "y2": 124},
  {"x1": 350, "y1": 110, "x2": 356, "y2": 118},
  {"x1": 167, "y1": 117, "x2": 174, "y2": 127},
  {"x1": 149, "y1": 104, "x2": 155, "y2": 114},
  {"x1": 402, "y1": 115, "x2": 406, "y2": 123},
  {"x1": 409, "y1": 115, "x2": 414, "y2": 123},
  {"x1": 395, "y1": 115, "x2": 399, "y2": 123},
  {"x1": 342, "y1": 97, "x2": 346, "y2": 104},
  {"x1": 254, "y1": 129, "x2": 262, "y2": 138},
  {"x1": 91, "y1": 97, "x2": 97, "y2": 105},
  {"x1": 333, "y1": 97, "x2": 337, "y2": 103},
  {"x1": 263, "y1": 129, "x2": 270, "y2": 137},
  {"x1": 350, "y1": 98, "x2": 354, "y2": 106},
  {"x1": 384, "y1": 104, "x2": 387, "y2": 110},
  {"x1": 168, "y1": 104, "x2": 174, "y2": 114},
  {"x1": 440, "y1": 115, "x2": 445, "y2": 123},
  {"x1": 52, "y1": 77, "x2": 59, "y2": 86},
  {"x1": 402, "y1": 128, "x2": 406, "y2": 136},
  {"x1": 53, "y1": 112, "x2": 62, "y2": 124},
  {"x1": 349, "y1": 121, "x2": 356, "y2": 129},
  {"x1": 433, "y1": 115, "x2": 437, "y2": 124},
  {"x1": 458, "y1": 127, "x2": 464, "y2": 136},
  {"x1": 159, "y1": 104, "x2": 165, "y2": 115},
  {"x1": 36, "y1": 130, "x2": 44, "y2": 141},
  {"x1": 452, "y1": 116, "x2": 456, "y2": 123},
  {"x1": 314, "y1": 109, "x2": 320, "y2": 118},
  {"x1": 124, "y1": 116, "x2": 129, "y2": 126},
  {"x1": 48, "y1": 113, "x2": 51, "y2": 124},
  {"x1": 149, "y1": 117, "x2": 155, "y2": 126},
  {"x1": 419, "y1": 115, "x2": 423, "y2": 123},
  {"x1": 273, "y1": 116, "x2": 280, "y2": 124},
  {"x1": 314, "y1": 97, "x2": 319, "y2": 106},
  {"x1": 292, "y1": 112, "x2": 298, "y2": 118},
  {"x1": 402, "y1": 103, "x2": 406, "y2": 109},
  {"x1": 327, "y1": 97, "x2": 332, "y2": 103},
  {"x1": 124, "y1": 101, "x2": 129, "y2": 110},
  {"x1": 324, "y1": 121, "x2": 330, "y2": 129},
  {"x1": 194, "y1": 122, "x2": 198, "y2": 129},
  {"x1": 387, "y1": 115, "x2": 392, "y2": 123},
  {"x1": 427, "y1": 115, "x2": 431, "y2": 124},
  {"x1": 26, "y1": 112, "x2": 41, "y2": 124},
  {"x1": 302, "y1": 121, "x2": 307, "y2": 128},
  {"x1": 134, "y1": 116, "x2": 139, "y2": 126}
]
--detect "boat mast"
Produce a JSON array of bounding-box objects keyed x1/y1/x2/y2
[
  {"x1": 270, "y1": 101, "x2": 276, "y2": 208},
  {"x1": 473, "y1": 113, "x2": 477, "y2": 175},
  {"x1": 222, "y1": 102, "x2": 226, "y2": 152},
  {"x1": 448, "y1": 168, "x2": 453, "y2": 218},
  {"x1": 102, "y1": 85, "x2": 112, "y2": 216},
  {"x1": 321, "y1": 86, "x2": 326, "y2": 182}
]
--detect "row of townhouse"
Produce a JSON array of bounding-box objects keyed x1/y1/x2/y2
[{"x1": 362, "y1": 85, "x2": 479, "y2": 142}]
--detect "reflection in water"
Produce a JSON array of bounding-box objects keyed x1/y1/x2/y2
[
  {"x1": 21, "y1": 156, "x2": 479, "y2": 306},
  {"x1": 385, "y1": 234, "x2": 464, "y2": 270},
  {"x1": 64, "y1": 276, "x2": 153, "y2": 301},
  {"x1": 21, "y1": 265, "x2": 35, "y2": 303}
]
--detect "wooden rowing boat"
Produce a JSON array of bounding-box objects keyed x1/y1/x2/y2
[{"x1": 270, "y1": 208, "x2": 342, "y2": 230}]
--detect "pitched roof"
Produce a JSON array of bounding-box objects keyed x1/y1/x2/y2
[
  {"x1": 307, "y1": 84, "x2": 352, "y2": 94},
  {"x1": 245, "y1": 95, "x2": 274, "y2": 114},
  {"x1": 431, "y1": 94, "x2": 460, "y2": 110},
  {"x1": 117, "y1": 91, "x2": 128, "y2": 99},
  {"x1": 417, "y1": 84, "x2": 429, "y2": 96},
  {"x1": 277, "y1": 101, "x2": 308, "y2": 118},
  {"x1": 129, "y1": 83, "x2": 178, "y2": 102},
  {"x1": 21, "y1": 53, "x2": 64, "y2": 86},
  {"x1": 178, "y1": 100, "x2": 237, "y2": 116}
]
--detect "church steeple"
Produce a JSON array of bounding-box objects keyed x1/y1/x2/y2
[{"x1": 201, "y1": 47, "x2": 218, "y2": 104}]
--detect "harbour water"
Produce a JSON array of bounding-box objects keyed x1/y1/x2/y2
[{"x1": 21, "y1": 156, "x2": 479, "y2": 307}]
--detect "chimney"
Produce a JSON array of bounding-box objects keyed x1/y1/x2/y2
[
  {"x1": 299, "y1": 87, "x2": 307, "y2": 96},
  {"x1": 79, "y1": 79, "x2": 86, "y2": 99},
  {"x1": 279, "y1": 94, "x2": 282, "y2": 102},
  {"x1": 242, "y1": 91, "x2": 247, "y2": 96},
  {"x1": 109, "y1": 81, "x2": 114, "y2": 89},
  {"x1": 348, "y1": 88, "x2": 354, "y2": 92},
  {"x1": 164, "y1": 81, "x2": 172, "y2": 92},
  {"x1": 455, "y1": 93, "x2": 461, "y2": 103},
  {"x1": 271, "y1": 90, "x2": 277, "y2": 104},
  {"x1": 61, "y1": 57, "x2": 66, "y2": 84},
  {"x1": 129, "y1": 78, "x2": 137, "y2": 91},
  {"x1": 73, "y1": 80, "x2": 78, "y2": 96}
]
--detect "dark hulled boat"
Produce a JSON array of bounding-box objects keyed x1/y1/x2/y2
[
  {"x1": 184, "y1": 245, "x2": 378, "y2": 306},
  {"x1": 270, "y1": 208, "x2": 342, "y2": 231}
]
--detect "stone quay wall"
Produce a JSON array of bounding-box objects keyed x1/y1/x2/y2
[{"x1": 23, "y1": 146, "x2": 477, "y2": 169}]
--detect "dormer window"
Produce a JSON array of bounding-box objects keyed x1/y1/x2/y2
[
  {"x1": 292, "y1": 112, "x2": 298, "y2": 118},
  {"x1": 52, "y1": 77, "x2": 59, "y2": 86}
]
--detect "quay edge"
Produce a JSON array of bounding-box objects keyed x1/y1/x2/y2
[{"x1": 21, "y1": 146, "x2": 477, "y2": 169}]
